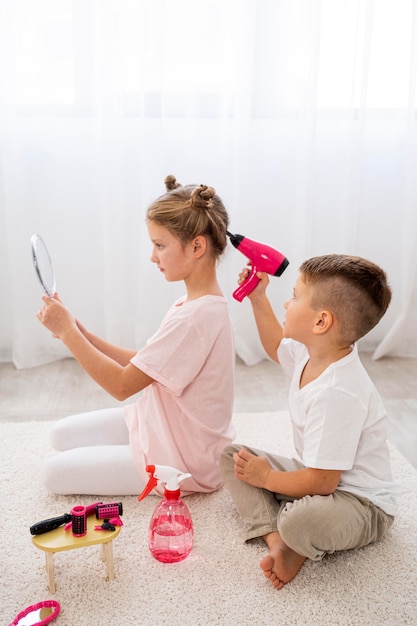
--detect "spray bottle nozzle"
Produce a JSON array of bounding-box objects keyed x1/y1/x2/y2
[{"x1": 138, "y1": 465, "x2": 191, "y2": 501}]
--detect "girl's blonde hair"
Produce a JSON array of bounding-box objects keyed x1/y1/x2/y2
[{"x1": 146, "y1": 175, "x2": 229, "y2": 258}]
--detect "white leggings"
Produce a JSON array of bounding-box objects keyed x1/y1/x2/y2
[{"x1": 41, "y1": 408, "x2": 143, "y2": 496}]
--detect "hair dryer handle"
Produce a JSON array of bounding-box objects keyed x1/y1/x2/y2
[{"x1": 232, "y1": 265, "x2": 260, "y2": 302}]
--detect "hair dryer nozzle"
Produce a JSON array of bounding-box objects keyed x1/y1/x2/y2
[{"x1": 226, "y1": 231, "x2": 243, "y2": 249}]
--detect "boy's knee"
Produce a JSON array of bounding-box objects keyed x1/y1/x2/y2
[
  {"x1": 278, "y1": 496, "x2": 330, "y2": 558},
  {"x1": 220, "y1": 444, "x2": 239, "y2": 478},
  {"x1": 278, "y1": 498, "x2": 305, "y2": 541},
  {"x1": 278, "y1": 495, "x2": 356, "y2": 560}
]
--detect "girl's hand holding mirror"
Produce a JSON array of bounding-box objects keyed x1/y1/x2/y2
[
  {"x1": 31, "y1": 234, "x2": 76, "y2": 339},
  {"x1": 37, "y1": 294, "x2": 76, "y2": 340}
]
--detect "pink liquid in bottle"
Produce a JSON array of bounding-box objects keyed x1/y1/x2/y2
[
  {"x1": 149, "y1": 500, "x2": 193, "y2": 563},
  {"x1": 138, "y1": 465, "x2": 194, "y2": 563}
]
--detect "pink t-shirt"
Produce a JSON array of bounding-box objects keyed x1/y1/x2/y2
[{"x1": 124, "y1": 295, "x2": 235, "y2": 494}]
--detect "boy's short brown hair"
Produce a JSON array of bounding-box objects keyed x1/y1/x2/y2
[{"x1": 299, "y1": 254, "x2": 392, "y2": 345}]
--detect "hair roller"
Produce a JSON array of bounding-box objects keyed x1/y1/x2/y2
[
  {"x1": 164, "y1": 175, "x2": 181, "y2": 191},
  {"x1": 191, "y1": 184, "x2": 216, "y2": 210}
]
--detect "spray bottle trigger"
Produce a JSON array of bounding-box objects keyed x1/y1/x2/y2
[{"x1": 138, "y1": 465, "x2": 158, "y2": 501}]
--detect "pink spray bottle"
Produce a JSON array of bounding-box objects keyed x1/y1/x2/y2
[{"x1": 138, "y1": 465, "x2": 193, "y2": 563}]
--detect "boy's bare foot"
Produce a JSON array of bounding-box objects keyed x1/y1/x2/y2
[{"x1": 260, "y1": 532, "x2": 307, "y2": 590}]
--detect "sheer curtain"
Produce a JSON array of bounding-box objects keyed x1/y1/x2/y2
[{"x1": 0, "y1": 0, "x2": 416, "y2": 368}]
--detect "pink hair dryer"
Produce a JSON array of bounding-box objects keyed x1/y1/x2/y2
[{"x1": 227, "y1": 231, "x2": 289, "y2": 302}]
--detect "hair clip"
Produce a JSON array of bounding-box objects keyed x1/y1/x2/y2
[
  {"x1": 94, "y1": 517, "x2": 123, "y2": 531},
  {"x1": 95, "y1": 522, "x2": 116, "y2": 531}
]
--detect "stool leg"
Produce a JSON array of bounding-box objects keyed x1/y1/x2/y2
[
  {"x1": 45, "y1": 552, "x2": 56, "y2": 594},
  {"x1": 102, "y1": 541, "x2": 115, "y2": 582}
]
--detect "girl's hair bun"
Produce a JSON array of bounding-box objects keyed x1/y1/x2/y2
[
  {"x1": 164, "y1": 175, "x2": 181, "y2": 191},
  {"x1": 191, "y1": 184, "x2": 215, "y2": 210},
  {"x1": 148, "y1": 176, "x2": 229, "y2": 257}
]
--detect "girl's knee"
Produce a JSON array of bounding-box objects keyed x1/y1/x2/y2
[
  {"x1": 40, "y1": 457, "x2": 62, "y2": 494},
  {"x1": 49, "y1": 414, "x2": 85, "y2": 450},
  {"x1": 49, "y1": 422, "x2": 64, "y2": 450}
]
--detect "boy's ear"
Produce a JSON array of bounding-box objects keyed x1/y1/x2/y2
[{"x1": 313, "y1": 310, "x2": 333, "y2": 334}]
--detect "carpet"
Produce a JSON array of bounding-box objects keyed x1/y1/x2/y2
[{"x1": 1, "y1": 413, "x2": 416, "y2": 626}]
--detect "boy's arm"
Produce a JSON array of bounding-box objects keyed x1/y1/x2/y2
[
  {"x1": 246, "y1": 271, "x2": 284, "y2": 363},
  {"x1": 234, "y1": 448, "x2": 341, "y2": 497}
]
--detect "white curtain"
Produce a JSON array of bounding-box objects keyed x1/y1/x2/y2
[{"x1": 1, "y1": 0, "x2": 416, "y2": 369}]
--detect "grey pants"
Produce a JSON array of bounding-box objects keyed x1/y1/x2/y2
[{"x1": 220, "y1": 444, "x2": 394, "y2": 561}]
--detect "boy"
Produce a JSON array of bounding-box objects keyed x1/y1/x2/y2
[{"x1": 220, "y1": 254, "x2": 400, "y2": 590}]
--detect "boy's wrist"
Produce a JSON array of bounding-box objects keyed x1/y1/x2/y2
[
  {"x1": 264, "y1": 468, "x2": 276, "y2": 492},
  {"x1": 249, "y1": 291, "x2": 269, "y2": 308}
]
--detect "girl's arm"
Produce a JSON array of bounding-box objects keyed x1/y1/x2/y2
[
  {"x1": 76, "y1": 320, "x2": 136, "y2": 365},
  {"x1": 38, "y1": 296, "x2": 153, "y2": 400},
  {"x1": 61, "y1": 325, "x2": 153, "y2": 400}
]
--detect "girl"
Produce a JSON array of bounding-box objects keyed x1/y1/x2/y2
[{"x1": 37, "y1": 175, "x2": 235, "y2": 496}]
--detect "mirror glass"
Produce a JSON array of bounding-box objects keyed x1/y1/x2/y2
[
  {"x1": 11, "y1": 600, "x2": 60, "y2": 625},
  {"x1": 16, "y1": 607, "x2": 53, "y2": 625},
  {"x1": 31, "y1": 234, "x2": 56, "y2": 297}
]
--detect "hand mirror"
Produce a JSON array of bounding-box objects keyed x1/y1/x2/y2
[
  {"x1": 31, "y1": 234, "x2": 56, "y2": 297},
  {"x1": 9, "y1": 599, "x2": 60, "y2": 625}
]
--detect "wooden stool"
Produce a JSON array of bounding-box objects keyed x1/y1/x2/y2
[{"x1": 32, "y1": 522, "x2": 121, "y2": 593}]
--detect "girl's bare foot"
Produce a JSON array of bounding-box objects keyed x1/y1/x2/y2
[{"x1": 260, "y1": 532, "x2": 307, "y2": 590}]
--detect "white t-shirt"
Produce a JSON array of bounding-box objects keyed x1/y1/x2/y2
[
  {"x1": 124, "y1": 295, "x2": 235, "y2": 494},
  {"x1": 278, "y1": 339, "x2": 400, "y2": 515}
]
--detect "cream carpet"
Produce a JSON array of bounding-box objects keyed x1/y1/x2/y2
[{"x1": 2, "y1": 413, "x2": 416, "y2": 626}]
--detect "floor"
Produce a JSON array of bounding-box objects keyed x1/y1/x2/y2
[{"x1": 1, "y1": 352, "x2": 416, "y2": 470}]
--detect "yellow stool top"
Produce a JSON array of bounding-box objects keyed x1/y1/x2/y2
[{"x1": 32, "y1": 521, "x2": 121, "y2": 553}]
